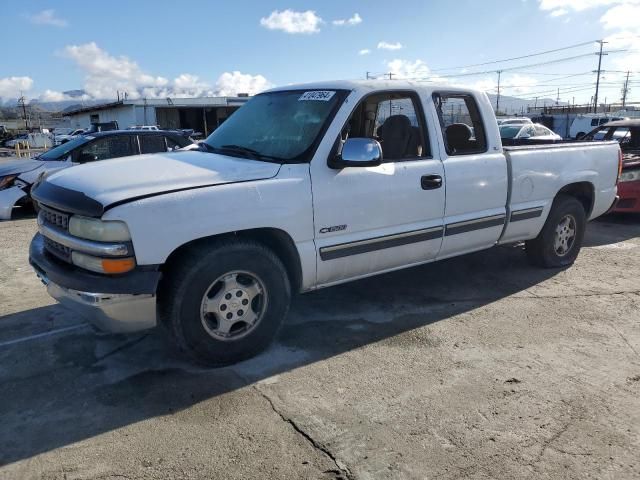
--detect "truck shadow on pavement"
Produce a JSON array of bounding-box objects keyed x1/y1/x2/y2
[
  {"x1": 0, "y1": 240, "x2": 570, "y2": 467},
  {"x1": 585, "y1": 213, "x2": 640, "y2": 247}
]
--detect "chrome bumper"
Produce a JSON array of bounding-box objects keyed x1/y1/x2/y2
[{"x1": 35, "y1": 270, "x2": 157, "y2": 333}]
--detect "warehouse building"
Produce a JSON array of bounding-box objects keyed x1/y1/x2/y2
[{"x1": 63, "y1": 96, "x2": 250, "y2": 136}]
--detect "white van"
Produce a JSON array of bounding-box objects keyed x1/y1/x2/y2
[{"x1": 570, "y1": 114, "x2": 626, "y2": 139}]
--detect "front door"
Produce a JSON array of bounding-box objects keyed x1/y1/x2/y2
[{"x1": 311, "y1": 90, "x2": 446, "y2": 286}]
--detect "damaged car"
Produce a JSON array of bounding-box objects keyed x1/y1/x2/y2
[{"x1": 0, "y1": 130, "x2": 193, "y2": 220}]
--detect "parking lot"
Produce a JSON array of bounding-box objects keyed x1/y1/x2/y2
[{"x1": 0, "y1": 214, "x2": 639, "y2": 479}]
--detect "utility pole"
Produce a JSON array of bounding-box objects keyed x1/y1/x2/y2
[
  {"x1": 593, "y1": 40, "x2": 608, "y2": 114},
  {"x1": 366, "y1": 72, "x2": 371, "y2": 80},
  {"x1": 495, "y1": 70, "x2": 502, "y2": 113},
  {"x1": 534, "y1": 96, "x2": 538, "y2": 110},
  {"x1": 386, "y1": 72, "x2": 394, "y2": 80},
  {"x1": 556, "y1": 88, "x2": 560, "y2": 106},
  {"x1": 621, "y1": 70, "x2": 630, "y2": 108},
  {"x1": 18, "y1": 92, "x2": 29, "y2": 130}
]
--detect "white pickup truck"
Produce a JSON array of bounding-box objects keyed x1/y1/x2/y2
[{"x1": 29, "y1": 81, "x2": 620, "y2": 365}]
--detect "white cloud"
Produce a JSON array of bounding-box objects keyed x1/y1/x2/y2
[
  {"x1": 472, "y1": 74, "x2": 538, "y2": 95},
  {"x1": 600, "y1": 3, "x2": 640, "y2": 29},
  {"x1": 387, "y1": 59, "x2": 430, "y2": 78},
  {"x1": 62, "y1": 42, "x2": 168, "y2": 99},
  {"x1": 0, "y1": 76, "x2": 34, "y2": 99},
  {"x1": 260, "y1": 10, "x2": 322, "y2": 34},
  {"x1": 333, "y1": 13, "x2": 362, "y2": 26},
  {"x1": 377, "y1": 41, "x2": 403, "y2": 51},
  {"x1": 538, "y1": 0, "x2": 627, "y2": 13},
  {"x1": 27, "y1": 9, "x2": 68, "y2": 27},
  {"x1": 38, "y1": 90, "x2": 75, "y2": 102},
  {"x1": 538, "y1": 0, "x2": 640, "y2": 17},
  {"x1": 58, "y1": 42, "x2": 271, "y2": 100},
  {"x1": 214, "y1": 71, "x2": 273, "y2": 96},
  {"x1": 549, "y1": 8, "x2": 569, "y2": 16},
  {"x1": 358, "y1": 49, "x2": 371, "y2": 55}
]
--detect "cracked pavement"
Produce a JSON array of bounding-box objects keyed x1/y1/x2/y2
[{"x1": 1, "y1": 214, "x2": 639, "y2": 479}]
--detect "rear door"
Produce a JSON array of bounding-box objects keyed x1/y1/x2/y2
[
  {"x1": 139, "y1": 134, "x2": 168, "y2": 154},
  {"x1": 311, "y1": 90, "x2": 446, "y2": 286},
  {"x1": 432, "y1": 92, "x2": 508, "y2": 258}
]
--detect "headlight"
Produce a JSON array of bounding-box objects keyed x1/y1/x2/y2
[
  {"x1": 619, "y1": 169, "x2": 640, "y2": 183},
  {"x1": 0, "y1": 175, "x2": 17, "y2": 190},
  {"x1": 68, "y1": 216, "x2": 131, "y2": 242},
  {"x1": 71, "y1": 251, "x2": 136, "y2": 274}
]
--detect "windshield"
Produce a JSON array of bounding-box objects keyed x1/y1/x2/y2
[
  {"x1": 499, "y1": 125, "x2": 522, "y2": 139},
  {"x1": 38, "y1": 135, "x2": 92, "y2": 161},
  {"x1": 204, "y1": 89, "x2": 346, "y2": 162}
]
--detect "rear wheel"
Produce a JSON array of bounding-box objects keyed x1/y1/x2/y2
[
  {"x1": 159, "y1": 240, "x2": 291, "y2": 366},
  {"x1": 525, "y1": 194, "x2": 586, "y2": 268}
]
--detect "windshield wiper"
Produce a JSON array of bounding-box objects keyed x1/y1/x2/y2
[
  {"x1": 198, "y1": 142, "x2": 217, "y2": 153},
  {"x1": 218, "y1": 144, "x2": 284, "y2": 162}
]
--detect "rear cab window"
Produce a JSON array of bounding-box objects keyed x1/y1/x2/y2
[{"x1": 433, "y1": 92, "x2": 487, "y2": 155}]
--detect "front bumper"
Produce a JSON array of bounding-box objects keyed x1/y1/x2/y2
[
  {"x1": 30, "y1": 233, "x2": 159, "y2": 333},
  {"x1": 613, "y1": 180, "x2": 640, "y2": 213}
]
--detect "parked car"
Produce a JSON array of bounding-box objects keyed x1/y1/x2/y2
[
  {"x1": 570, "y1": 114, "x2": 627, "y2": 139},
  {"x1": 499, "y1": 123, "x2": 563, "y2": 143},
  {"x1": 0, "y1": 130, "x2": 193, "y2": 220},
  {"x1": 128, "y1": 125, "x2": 160, "y2": 131},
  {"x1": 3, "y1": 134, "x2": 28, "y2": 148},
  {"x1": 496, "y1": 117, "x2": 533, "y2": 126},
  {"x1": 29, "y1": 81, "x2": 619, "y2": 365},
  {"x1": 84, "y1": 121, "x2": 119, "y2": 134},
  {"x1": 54, "y1": 128, "x2": 86, "y2": 146},
  {"x1": 4, "y1": 132, "x2": 53, "y2": 149},
  {"x1": 583, "y1": 119, "x2": 640, "y2": 213}
]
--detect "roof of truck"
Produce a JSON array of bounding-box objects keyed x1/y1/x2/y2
[{"x1": 265, "y1": 80, "x2": 483, "y2": 96}]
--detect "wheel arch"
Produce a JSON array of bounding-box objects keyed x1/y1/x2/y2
[
  {"x1": 160, "y1": 227, "x2": 304, "y2": 293},
  {"x1": 556, "y1": 181, "x2": 595, "y2": 217}
]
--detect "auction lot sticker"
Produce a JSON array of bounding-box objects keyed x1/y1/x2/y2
[{"x1": 299, "y1": 91, "x2": 336, "y2": 101}]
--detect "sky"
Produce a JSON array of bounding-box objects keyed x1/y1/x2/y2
[{"x1": 1, "y1": 0, "x2": 639, "y2": 107}]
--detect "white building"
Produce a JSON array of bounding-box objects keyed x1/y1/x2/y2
[{"x1": 63, "y1": 96, "x2": 250, "y2": 136}]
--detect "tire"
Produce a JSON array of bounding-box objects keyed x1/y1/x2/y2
[
  {"x1": 525, "y1": 194, "x2": 586, "y2": 268},
  {"x1": 159, "y1": 240, "x2": 291, "y2": 366}
]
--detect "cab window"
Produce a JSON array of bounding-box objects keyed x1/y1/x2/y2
[
  {"x1": 339, "y1": 91, "x2": 430, "y2": 161},
  {"x1": 433, "y1": 93, "x2": 487, "y2": 155}
]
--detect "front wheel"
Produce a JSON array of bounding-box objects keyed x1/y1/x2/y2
[
  {"x1": 159, "y1": 240, "x2": 291, "y2": 366},
  {"x1": 525, "y1": 195, "x2": 586, "y2": 268}
]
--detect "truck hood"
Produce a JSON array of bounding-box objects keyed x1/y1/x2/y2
[
  {"x1": 0, "y1": 159, "x2": 44, "y2": 177},
  {"x1": 35, "y1": 150, "x2": 281, "y2": 216}
]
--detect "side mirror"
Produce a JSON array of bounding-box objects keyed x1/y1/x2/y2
[
  {"x1": 329, "y1": 138, "x2": 383, "y2": 169},
  {"x1": 519, "y1": 133, "x2": 531, "y2": 139},
  {"x1": 77, "y1": 153, "x2": 98, "y2": 163}
]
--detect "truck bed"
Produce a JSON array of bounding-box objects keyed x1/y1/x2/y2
[{"x1": 499, "y1": 140, "x2": 619, "y2": 244}]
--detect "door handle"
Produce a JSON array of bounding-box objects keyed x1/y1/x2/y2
[{"x1": 421, "y1": 174, "x2": 443, "y2": 190}]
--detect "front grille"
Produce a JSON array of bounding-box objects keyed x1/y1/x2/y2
[
  {"x1": 43, "y1": 236, "x2": 72, "y2": 262},
  {"x1": 39, "y1": 205, "x2": 69, "y2": 230},
  {"x1": 39, "y1": 204, "x2": 72, "y2": 263}
]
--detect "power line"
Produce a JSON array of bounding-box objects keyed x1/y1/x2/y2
[
  {"x1": 427, "y1": 40, "x2": 597, "y2": 72},
  {"x1": 405, "y1": 50, "x2": 627, "y2": 81}
]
